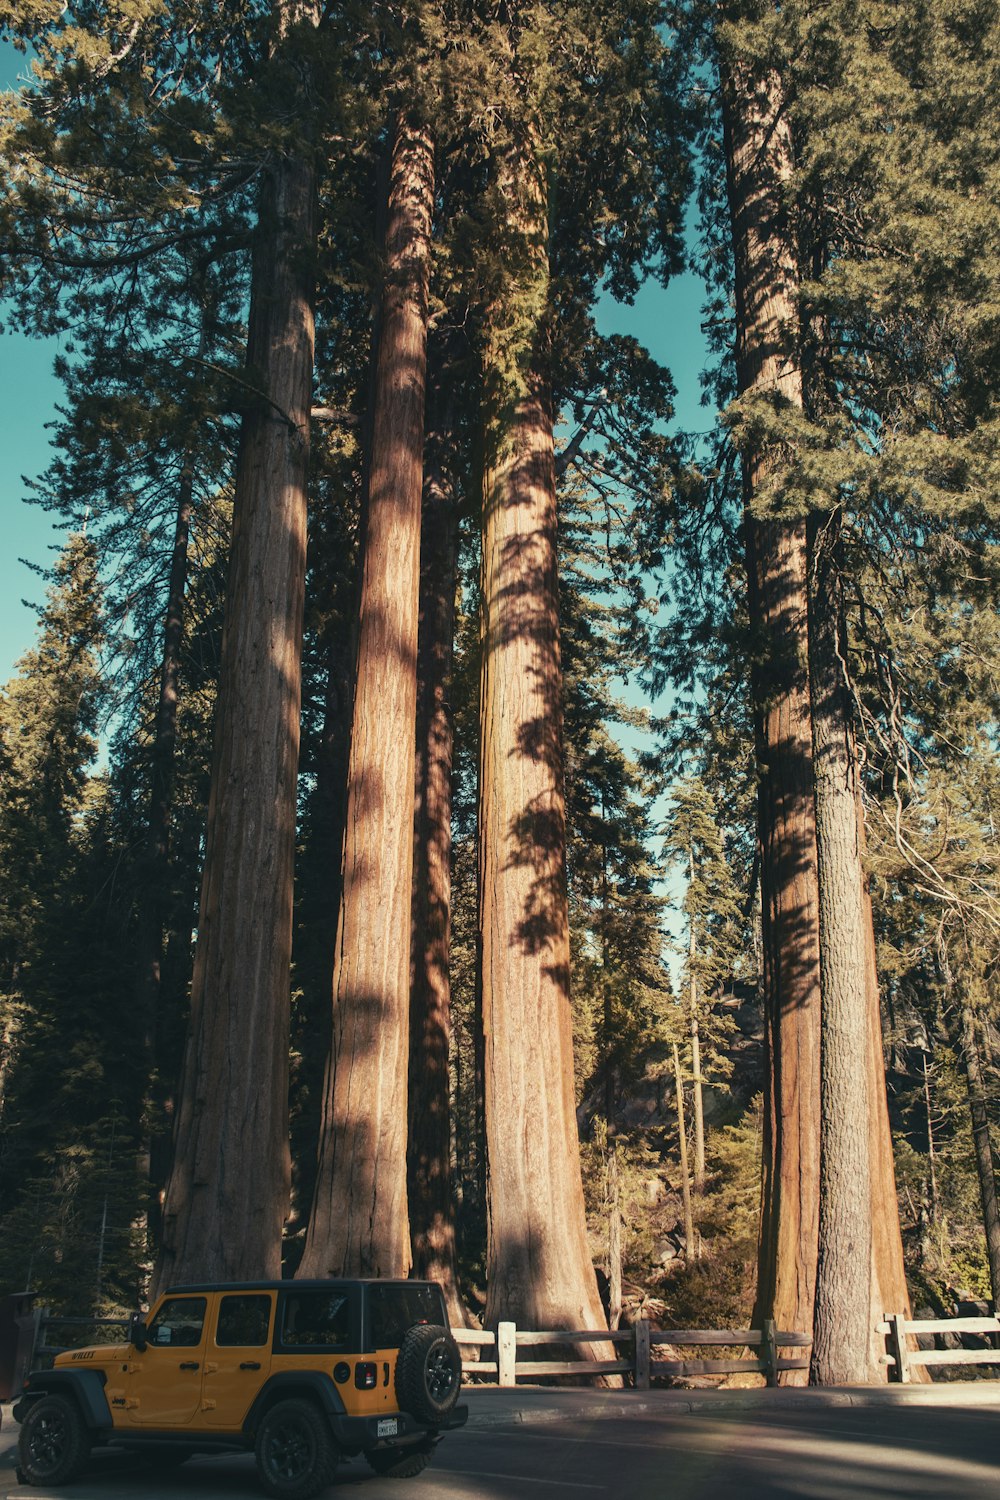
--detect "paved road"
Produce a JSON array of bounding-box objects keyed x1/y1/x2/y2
[{"x1": 5, "y1": 1389, "x2": 1000, "y2": 1499}]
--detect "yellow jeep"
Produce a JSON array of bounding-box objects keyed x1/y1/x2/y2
[{"x1": 13, "y1": 1278, "x2": 466, "y2": 1497}]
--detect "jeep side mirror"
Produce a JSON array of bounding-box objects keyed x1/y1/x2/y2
[{"x1": 129, "y1": 1312, "x2": 148, "y2": 1352}]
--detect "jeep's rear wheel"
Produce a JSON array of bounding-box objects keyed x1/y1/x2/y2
[
  {"x1": 395, "y1": 1323, "x2": 461, "y2": 1422},
  {"x1": 18, "y1": 1394, "x2": 91, "y2": 1486},
  {"x1": 254, "y1": 1398, "x2": 337, "y2": 1500},
  {"x1": 366, "y1": 1441, "x2": 433, "y2": 1478}
]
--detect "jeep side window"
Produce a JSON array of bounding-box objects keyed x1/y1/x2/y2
[
  {"x1": 146, "y1": 1297, "x2": 207, "y2": 1348},
  {"x1": 216, "y1": 1295, "x2": 272, "y2": 1347},
  {"x1": 279, "y1": 1291, "x2": 349, "y2": 1349}
]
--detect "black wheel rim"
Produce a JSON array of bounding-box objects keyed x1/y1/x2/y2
[
  {"x1": 426, "y1": 1345, "x2": 457, "y2": 1402},
  {"x1": 28, "y1": 1409, "x2": 69, "y2": 1477},
  {"x1": 265, "y1": 1419, "x2": 313, "y2": 1481}
]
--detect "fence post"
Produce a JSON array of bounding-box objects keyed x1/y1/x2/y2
[
  {"x1": 761, "y1": 1318, "x2": 778, "y2": 1387},
  {"x1": 888, "y1": 1313, "x2": 910, "y2": 1384},
  {"x1": 497, "y1": 1322, "x2": 516, "y2": 1388},
  {"x1": 634, "y1": 1319, "x2": 650, "y2": 1390}
]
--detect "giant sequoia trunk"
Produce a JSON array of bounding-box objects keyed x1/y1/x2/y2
[
  {"x1": 298, "y1": 116, "x2": 434, "y2": 1278},
  {"x1": 721, "y1": 55, "x2": 821, "y2": 1370},
  {"x1": 479, "y1": 131, "x2": 606, "y2": 1335},
  {"x1": 155, "y1": 4, "x2": 319, "y2": 1290},
  {"x1": 407, "y1": 379, "x2": 468, "y2": 1324}
]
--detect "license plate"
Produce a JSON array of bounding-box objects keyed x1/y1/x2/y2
[{"x1": 377, "y1": 1418, "x2": 399, "y2": 1438}]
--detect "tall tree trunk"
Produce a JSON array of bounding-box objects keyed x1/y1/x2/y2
[
  {"x1": 299, "y1": 115, "x2": 434, "y2": 1278},
  {"x1": 808, "y1": 513, "x2": 873, "y2": 1383},
  {"x1": 136, "y1": 459, "x2": 193, "y2": 1247},
  {"x1": 155, "y1": 3, "x2": 319, "y2": 1291},
  {"x1": 479, "y1": 130, "x2": 606, "y2": 1335},
  {"x1": 860, "y1": 822, "x2": 917, "y2": 1370},
  {"x1": 955, "y1": 991, "x2": 1000, "y2": 1308},
  {"x1": 673, "y1": 1042, "x2": 696, "y2": 1262},
  {"x1": 721, "y1": 52, "x2": 821, "y2": 1371},
  {"x1": 923, "y1": 1051, "x2": 939, "y2": 1233},
  {"x1": 607, "y1": 1144, "x2": 623, "y2": 1331},
  {"x1": 688, "y1": 851, "x2": 706, "y2": 1194},
  {"x1": 407, "y1": 373, "x2": 469, "y2": 1325}
]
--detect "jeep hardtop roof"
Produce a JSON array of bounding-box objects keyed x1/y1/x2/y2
[{"x1": 162, "y1": 1278, "x2": 439, "y2": 1295}]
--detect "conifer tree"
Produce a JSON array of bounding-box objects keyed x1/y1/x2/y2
[
  {"x1": 0, "y1": 538, "x2": 143, "y2": 1305},
  {"x1": 716, "y1": 5, "x2": 822, "y2": 1368},
  {"x1": 158, "y1": 0, "x2": 323, "y2": 1288},
  {"x1": 662, "y1": 775, "x2": 744, "y2": 1190}
]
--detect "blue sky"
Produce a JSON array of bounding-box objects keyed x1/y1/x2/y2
[{"x1": 1, "y1": 43, "x2": 64, "y2": 682}]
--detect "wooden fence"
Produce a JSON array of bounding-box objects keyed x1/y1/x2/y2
[
  {"x1": 881, "y1": 1312, "x2": 1000, "y2": 1383},
  {"x1": 453, "y1": 1321, "x2": 811, "y2": 1388},
  {"x1": 33, "y1": 1308, "x2": 1000, "y2": 1388}
]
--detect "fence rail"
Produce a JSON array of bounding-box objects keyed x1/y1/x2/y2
[
  {"x1": 454, "y1": 1320, "x2": 810, "y2": 1388},
  {"x1": 879, "y1": 1312, "x2": 1000, "y2": 1383}
]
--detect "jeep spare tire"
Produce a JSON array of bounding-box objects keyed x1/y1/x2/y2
[{"x1": 395, "y1": 1323, "x2": 461, "y2": 1421}]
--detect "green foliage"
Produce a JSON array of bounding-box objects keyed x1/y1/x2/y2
[{"x1": 658, "y1": 1099, "x2": 764, "y2": 1329}]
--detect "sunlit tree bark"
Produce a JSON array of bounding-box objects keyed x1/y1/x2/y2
[
  {"x1": 479, "y1": 129, "x2": 606, "y2": 1335},
  {"x1": 156, "y1": 0, "x2": 320, "y2": 1290},
  {"x1": 721, "y1": 52, "x2": 821, "y2": 1375},
  {"x1": 299, "y1": 115, "x2": 434, "y2": 1278}
]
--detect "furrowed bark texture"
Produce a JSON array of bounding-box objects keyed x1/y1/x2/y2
[
  {"x1": 408, "y1": 381, "x2": 468, "y2": 1325},
  {"x1": 808, "y1": 516, "x2": 873, "y2": 1383},
  {"x1": 299, "y1": 117, "x2": 433, "y2": 1278},
  {"x1": 156, "y1": 42, "x2": 318, "y2": 1291},
  {"x1": 721, "y1": 55, "x2": 821, "y2": 1372},
  {"x1": 479, "y1": 132, "x2": 606, "y2": 1335}
]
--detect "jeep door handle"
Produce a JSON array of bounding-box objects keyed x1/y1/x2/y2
[
  {"x1": 179, "y1": 1361, "x2": 200, "y2": 1371},
  {"x1": 240, "y1": 1361, "x2": 261, "y2": 1370}
]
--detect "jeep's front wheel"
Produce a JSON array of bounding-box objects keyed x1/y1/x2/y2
[
  {"x1": 254, "y1": 1399, "x2": 337, "y2": 1500},
  {"x1": 395, "y1": 1323, "x2": 462, "y2": 1423},
  {"x1": 18, "y1": 1394, "x2": 91, "y2": 1486}
]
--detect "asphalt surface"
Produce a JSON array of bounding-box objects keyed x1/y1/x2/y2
[{"x1": 4, "y1": 1385, "x2": 1000, "y2": 1499}]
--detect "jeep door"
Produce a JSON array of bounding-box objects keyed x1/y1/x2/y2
[
  {"x1": 202, "y1": 1292, "x2": 274, "y2": 1430},
  {"x1": 126, "y1": 1294, "x2": 209, "y2": 1426}
]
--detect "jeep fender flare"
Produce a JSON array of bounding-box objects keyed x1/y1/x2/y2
[
  {"x1": 242, "y1": 1370, "x2": 346, "y2": 1437},
  {"x1": 15, "y1": 1370, "x2": 113, "y2": 1432}
]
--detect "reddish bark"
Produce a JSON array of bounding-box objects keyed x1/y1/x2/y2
[
  {"x1": 478, "y1": 132, "x2": 607, "y2": 1336},
  {"x1": 155, "y1": 4, "x2": 318, "y2": 1289},
  {"x1": 721, "y1": 56, "x2": 821, "y2": 1372},
  {"x1": 299, "y1": 116, "x2": 434, "y2": 1278}
]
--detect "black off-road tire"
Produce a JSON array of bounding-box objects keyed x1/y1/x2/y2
[
  {"x1": 18, "y1": 1393, "x2": 92, "y2": 1486},
  {"x1": 254, "y1": 1398, "x2": 338, "y2": 1500},
  {"x1": 366, "y1": 1441, "x2": 433, "y2": 1478},
  {"x1": 395, "y1": 1323, "x2": 461, "y2": 1423}
]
